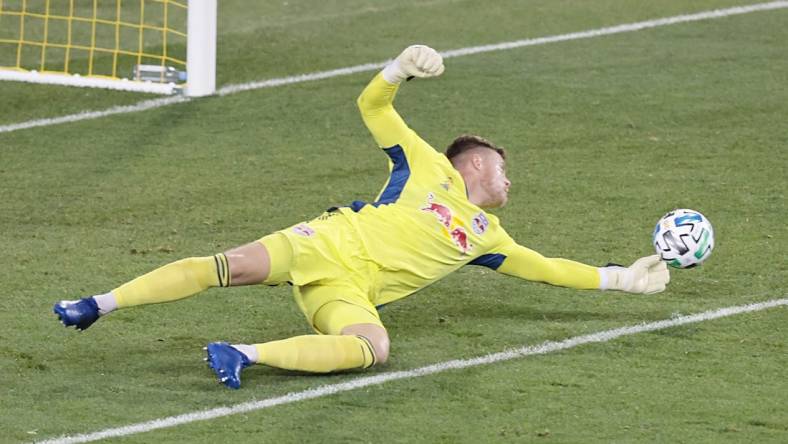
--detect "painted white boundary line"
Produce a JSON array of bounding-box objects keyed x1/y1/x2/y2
[
  {"x1": 37, "y1": 297, "x2": 787, "y2": 444},
  {"x1": 3, "y1": 1, "x2": 787, "y2": 135}
]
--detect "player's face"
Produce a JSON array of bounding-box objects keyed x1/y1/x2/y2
[{"x1": 479, "y1": 151, "x2": 511, "y2": 208}]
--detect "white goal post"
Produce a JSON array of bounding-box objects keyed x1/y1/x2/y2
[
  {"x1": 0, "y1": 0, "x2": 216, "y2": 97},
  {"x1": 185, "y1": 0, "x2": 216, "y2": 97}
]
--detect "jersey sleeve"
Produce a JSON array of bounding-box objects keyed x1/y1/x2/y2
[
  {"x1": 357, "y1": 72, "x2": 429, "y2": 151},
  {"x1": 494, "y1": 242, "x2": 601, "y2": 290}
]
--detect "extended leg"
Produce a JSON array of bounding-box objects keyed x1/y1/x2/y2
[{"x1": 54, "y1": 240, "x2": 274, "y2": 331}]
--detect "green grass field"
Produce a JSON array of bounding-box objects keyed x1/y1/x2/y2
[{"x1": 1, "y1": 1, "x2": 786, "y2": 443}]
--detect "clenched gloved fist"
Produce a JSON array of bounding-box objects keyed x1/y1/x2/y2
[{"x1": 382, "y1": 45, "x2": 445, "y2": 83}]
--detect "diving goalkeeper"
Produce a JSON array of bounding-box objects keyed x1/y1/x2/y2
[{"x1": 54, "y1": 45, "x2": 670, "y2": 389}]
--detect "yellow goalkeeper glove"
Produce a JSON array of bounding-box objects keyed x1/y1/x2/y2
[
  {"x1": 382, "y1": 44, "x2": 445, "y2": 83},
  {"x1": 599, "y1": 255, "x2": 670, "y2": 294}
]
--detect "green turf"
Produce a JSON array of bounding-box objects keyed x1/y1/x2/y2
[{"x1": 1, "y1": 0, "x2": 786, "y2": 443}]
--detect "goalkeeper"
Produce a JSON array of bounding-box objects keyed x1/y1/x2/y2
[{"x1": 54, "y1": 45, "x2": 670, "y2": 389}]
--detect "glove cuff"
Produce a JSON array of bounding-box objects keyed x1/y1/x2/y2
[
  {"x1": 382, "y1": 59, "x2": 407, "y2": 84},
  {"x1": 598, "y1": 266, "x2": 626, "y2": 291},
  {"x1": 598, "y1": 267, "x2": 612, "y2": 290}
]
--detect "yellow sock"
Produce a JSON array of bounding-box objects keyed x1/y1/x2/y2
[
  {"x1": 254, "y1": 335, "x2": 375, "y2": 373},
  {"x1": 113, "y1": 255, "x2": 230, "y2": 308}
]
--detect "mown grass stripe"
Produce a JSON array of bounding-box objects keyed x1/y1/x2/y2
[{"x1": 3, "y1": 1, "x2": 786, "y2": 135}]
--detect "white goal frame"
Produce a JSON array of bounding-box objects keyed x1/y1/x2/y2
[{"x1": 0, "y1": 0, "x2": 216, "y2": 97}]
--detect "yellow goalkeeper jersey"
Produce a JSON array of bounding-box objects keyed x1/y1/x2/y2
[{"x1": 335, "y1": 73, "x2": 601, "y2": 306}]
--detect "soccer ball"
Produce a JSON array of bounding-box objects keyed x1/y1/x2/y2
[{"x1": 653, "y1": 209, "x2": 714, "y2": 269}]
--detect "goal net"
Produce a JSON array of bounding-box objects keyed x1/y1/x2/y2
[{"x1": 0, "y1": 0, "x2": 215, "y2": 96}]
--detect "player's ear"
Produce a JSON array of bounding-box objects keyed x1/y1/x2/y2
[{"x1": 471, "y1": 152, "x2": 484, "y2": 170}]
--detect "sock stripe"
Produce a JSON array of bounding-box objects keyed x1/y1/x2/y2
[
  {"x1": 358, "y1": 343, "x2": 368, "y2": 368},
  {"x1": 219, "y1": 255, "x2": 226, "y2": 287},
  {"x1": 213, "y1": 254, "x2": 231, "y2": 288},
  {"x1": 213, "y1": 255, "x2": 224, "y2": 287},
  {"x1": 220, "y1": 254, "x2": 231, "y2": 287},
  {"x1": 355, "y1": 335, "x2": 376, "y2": 368}
]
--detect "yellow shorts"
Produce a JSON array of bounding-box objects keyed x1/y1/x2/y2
[{"x1": 257, "y1": 212, "x2": 384, "y2": 334}]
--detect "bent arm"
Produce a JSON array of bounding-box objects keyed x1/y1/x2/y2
[
  {"x1": 356, "y1": 72, "x2": 414, "y2": 149},
  {"x1": 495, "y1": 243, "x2": 601, "y2": 290}
]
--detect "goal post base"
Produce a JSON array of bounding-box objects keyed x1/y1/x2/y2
[{"x1": 0, "y1": 70, "x2": 180, "y2": 95}]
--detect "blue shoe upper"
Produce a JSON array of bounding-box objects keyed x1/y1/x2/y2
[
  {"x1": 53, "y1": 297, "x2": 100, "y2": 331},
  {"x1": 206, "y1": 342, "x2": 251, "y2": 389}
]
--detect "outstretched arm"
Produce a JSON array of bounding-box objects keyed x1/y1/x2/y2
[
  {"x1": 357, "y1": 45, "x2": 444, "y2": 148},
  {"x1": 492, "y1": 243, "x2": 670, "y2": 294},
  {"x1": 495, "y1": 244, "x2": 602, "y2": 290}
]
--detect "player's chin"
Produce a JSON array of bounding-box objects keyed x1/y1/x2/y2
[
  {"x1": 490, "y1": 195, "x2": 508, "y2": 208},
  {"x1": 499, "y1": 192, "x2": 509, "y2": 206}
]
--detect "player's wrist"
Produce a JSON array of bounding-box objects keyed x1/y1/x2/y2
[
  {"x1": 382, "y1": 59, "x2": 408, "y2": 84},
  {"x1": 598, "y1": 267, "x2": 611, "y2": 290},
  {"x1": 598, "y1": 266, "x2": 628, "y2": 292}
]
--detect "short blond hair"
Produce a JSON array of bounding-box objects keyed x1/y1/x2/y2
[{"x1": 445, "y1": 135, "x2": 506, "y2": 166}]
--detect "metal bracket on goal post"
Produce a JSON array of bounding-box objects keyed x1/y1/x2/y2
[{"x1": 186, "y1": 0, "x2": 217, "y2": 97}]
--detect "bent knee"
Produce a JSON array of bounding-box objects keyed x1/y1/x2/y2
[
  {"x1": 342, "y1": 324, "x2": 390, "y2": 366},
  {"x1": 367, "y1": 333, "x2": 390, "y2": 365}
]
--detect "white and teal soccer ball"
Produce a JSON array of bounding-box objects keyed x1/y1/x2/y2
[{"x1": 653, "y1": 209, "x2": 714, "y2": 269}]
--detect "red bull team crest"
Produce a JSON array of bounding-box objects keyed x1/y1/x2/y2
[
  {"x1": 421, "y1": 193, "x2": 452, "y2": 228},
  {"x1": 449, "y1": 227, "x2": 471, "y2": 254},
  {"x1": 471, "y1": 212, "x2": 489, "y2": 235},
  {"x1": 421, "y1": 193, "x2": 473, "y2": 254}
]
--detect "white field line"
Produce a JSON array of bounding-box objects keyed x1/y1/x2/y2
[
  {"x1": 36, "y1": 297, "x2": 787, "y2": 444},
  {"x1": 3, "y1": 1, "x2": 788, "y2": 135}
]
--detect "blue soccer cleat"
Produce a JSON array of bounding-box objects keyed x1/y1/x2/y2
[
  {"x1": 53, "y1": 297, "x2": 100, "y2": 331},
  {"x1": 205, "y1": 342, "x2": 251, "y2": 389}
]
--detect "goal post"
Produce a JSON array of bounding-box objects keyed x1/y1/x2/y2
[
  {"x1": 0, "y1": 0, "x2": 216, "y2": 96},
  {"x1": 185, "y1": 0, "x2": 215, "y2": 97}
]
